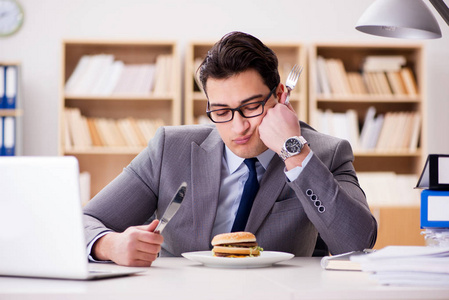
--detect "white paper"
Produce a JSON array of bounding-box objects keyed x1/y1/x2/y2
[
  {"x1": 351, "y1": 246, "x2": 449, "y2": 286},
  {"x1": 428, "y1": 196, "x2": 449, "y2": 221},
  {"x1": 439, "y1": 156, "x2": 449, "y2": 184}
]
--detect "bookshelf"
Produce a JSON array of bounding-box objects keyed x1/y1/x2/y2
[
  {"x1": 308, "y1": 43, "x2": 427, "y2": 248},
  {"x1": 1, "y1": 62, "x2": 22, "y2": 156},
  {"x1": 184, "y1": 42, "x2": 308, "y2": 125},
  {"x1": 60, "y1": 41, "x2": 181, "y2": 198}
]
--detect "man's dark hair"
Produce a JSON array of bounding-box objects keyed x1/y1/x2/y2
[{"x1": 198, "y1": 31, "x2": 280, "y2": 97}]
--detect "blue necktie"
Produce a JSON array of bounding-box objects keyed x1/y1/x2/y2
[{"x1": 231, "y1": 158, "x2": 259, "y2": 232}]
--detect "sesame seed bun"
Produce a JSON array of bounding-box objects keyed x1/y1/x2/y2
[{"x1": 211, "y1": 232, "x2": 256, "y2": 246}]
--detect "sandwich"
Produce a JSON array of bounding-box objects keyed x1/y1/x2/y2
[{"x1": 211, "y1": 232, "x2": 263, "y2": 258}]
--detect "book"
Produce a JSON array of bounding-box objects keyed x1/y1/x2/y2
[
  {"x1": 325, "y1": 58, "x2": 351, "y2": 96},
  {"x1": 314, "y1": 109, "x2": 359, "y2": 150},
  {"x1": 374, "y1": 72, "x2": 393, "y2": 96},
  {"x1": 362, "y1": 55, "x2": 406, "y2": 72},
  {"x1": 316, "y1": 56, "x2": 331, "y2": 96},
  {"x1": 347, "y1": 72, "x2": 368, "y2": 95},
  {"x1": 416, "y1": 154, "x2": 449, "y2": 190},
  {"x1": 86, "y1": 118, "x2": 103, "y2": 147},
  {"x1": 320, "y1": 249, "x2": 375, "y2": 271},
  {"x1": 386, "y1": 71, "x2": 407, "y2": 96},
  {"x1": 400, "y1": 67, "x2": 418, "y2": 96},
  {"x1": 421, "y1": 189, "x2": 449, "y2": 228},
  {"x1": 408, "y1": 113, "x2": 421, "y2": 151},
  {"x1": 362, "y1": 72, "x2": 378, "y2": 95},
  {"x1": 65, "y1": 55, "x2": 91, "y2": 94}
]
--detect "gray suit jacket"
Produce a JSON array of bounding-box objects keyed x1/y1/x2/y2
[{"x1": 83, "y1": 122, "x2": 377, "y2": 257}]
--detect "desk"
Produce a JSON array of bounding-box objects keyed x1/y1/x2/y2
[{"x1": 0, "y1": 257, "x2": 448, "y2": 300}]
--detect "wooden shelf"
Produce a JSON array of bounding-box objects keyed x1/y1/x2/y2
[
  {"x1": 64, "y1": 94, "x2": 175, "y2": 101},
  {"x1": 316, "y1": 95, "x2": 421, "y2": 102},
  {"x1": 60, "y1": 40, "x2": 180, "y2": 198},
  {"x1": 0, "y1": 109, "x2": 23, "y2": 117},
  {"x1": 354, "y1": 150, "x2": 422, "y2": 157},
  {"x1": 309, "y1": 43, "x2": 427, "y2": 248},
  {"x1": 64, "y1": 146, "x2": 145, "y2": 155}
]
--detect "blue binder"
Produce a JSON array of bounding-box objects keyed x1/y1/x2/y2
[
  {"x1": 0, "y1": 66, "x2": 5, "y2": 109},
  {"x1": 2, "y1": 116, "x2": 15, "y2": 156},
  {"x1": 4, "y1": 65, "x2": 17, "y2": 109},
  {"x1": 0, "y1": 117, "x2": 4, "y2": 156},
  {"x1": 421, "y1": 189, "x2": 449, "y2": 228}
]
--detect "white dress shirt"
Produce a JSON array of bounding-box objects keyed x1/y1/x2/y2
[{"x1": 210, "y1": 146, "x2": 313, "y2": 237}]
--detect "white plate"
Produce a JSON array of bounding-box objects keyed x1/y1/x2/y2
[{"x1": 181, "y1": 251, "x2": 294, "y2": 268}]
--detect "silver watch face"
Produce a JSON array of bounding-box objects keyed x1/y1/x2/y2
[{"x1": 285, "y1": 138, "x2": 302, "y2": 153}]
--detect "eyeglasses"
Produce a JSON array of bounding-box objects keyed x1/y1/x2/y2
[{"x1": 206, "y1": 86, "x2": 277, "y2": 123}]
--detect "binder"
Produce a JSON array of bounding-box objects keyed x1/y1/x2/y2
[
  {"x1": 5, "y1": 65, "x2": 17, "y2": 109},
  {"x1": 416, "y1": 154, "x2": 449, "y2": 190},
  {"x1": 0, "y1": 66, "x2": 5, "y2": 108},
  {"x1": 3, "y1": 117, "x2": 15, "y2": 156},
  {"x1": 0, "y1": 117, "x2": 4, "y2": 156},
  {"x1": 421, "y1": 189, "x2": 449, "y2": 228}
]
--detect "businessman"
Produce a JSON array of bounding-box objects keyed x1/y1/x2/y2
[{"x1": 83, "y1": 31, "x2": 377, "y2": 267}]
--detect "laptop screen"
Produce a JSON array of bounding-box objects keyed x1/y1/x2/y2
[{"x1": 0, "y1": 156, "x2": 90, "y2": 279}]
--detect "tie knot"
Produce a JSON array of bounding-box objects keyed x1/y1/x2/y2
[{"x1": 244, "y1": 158, "x2": 258, "y2": 172}]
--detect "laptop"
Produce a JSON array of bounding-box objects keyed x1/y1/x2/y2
[{"x1": 0, "y1": 156, "x2": 145, "y2": 280}]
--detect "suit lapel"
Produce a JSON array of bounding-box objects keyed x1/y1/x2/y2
[
  {"x1": 191, "y1": 130, "x2": 223, "y2": 249},
  {"x1": 246, "y1": 155, "x2": 286, "y2": 233}
]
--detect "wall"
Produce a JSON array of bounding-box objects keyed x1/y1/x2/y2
[{"x1": 0, "y1": 0, "x2": 448, "y2": 155}]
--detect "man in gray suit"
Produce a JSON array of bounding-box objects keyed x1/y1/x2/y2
[{"x1": 83, "y1": 31, "x2": 377, "y2": 267}]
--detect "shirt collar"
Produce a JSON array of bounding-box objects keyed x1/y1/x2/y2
[{"x1": 224, "y1": 145, "x2": 275, "y2": 174}]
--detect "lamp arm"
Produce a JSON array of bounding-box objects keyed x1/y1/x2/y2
[{"x1": 429, "y1": 0, "x2": 449, "y2": 26}]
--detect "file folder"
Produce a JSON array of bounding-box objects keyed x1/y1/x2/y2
[
  {"x1": 416, "y1": 154, "x2": 449, "y2": 190},
  {"x1": 0, "y1": 117, "x2": 4, "y2": 156},
  {"x1": 0, "y1": 66, "x2": 5, "y2": 108},
  {"x1": 5, "y1": 65, "x2": 17, "y2": 109},
  {"x1": 421, "y1": 189, "x2": 449, "y2": 228},
  {"x1": 3, "y1": 117, "x2": 15, "y2": 156}
]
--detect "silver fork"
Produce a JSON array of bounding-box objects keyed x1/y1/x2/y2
[{"x1": 284, "y1": 64, "x2": 303, "y2": 105}]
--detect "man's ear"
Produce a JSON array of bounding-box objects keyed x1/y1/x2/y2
[{"x1": 276, "y1": 83, "x2": 285, "y2": 100}]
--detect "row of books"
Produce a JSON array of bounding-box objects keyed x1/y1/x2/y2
[
  {"x1": 0, "y1": 116, "x2": 15, "y2": 156},
  {"x1": 316, "y1": 55, "x2": 418, "y2": 96},
  {"x1": 357, "y1": 172, "x2": 420, "y2": 207},
  {"x1": 314, "y1": 106, "x2": 420, "y2": 152},
  {"x1": 65, "y1": 54, "x2": 174, "y2": 96},
  {"x1": 64, "y1": 108, "x2": 164, "y2": 149},
  {"x1": 0, "y1": 65, "x2": 18, "y2": 109}
]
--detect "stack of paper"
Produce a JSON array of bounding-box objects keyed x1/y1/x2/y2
[{"x1": 350, "y1": 246, "x2": 449, "y2": 287}]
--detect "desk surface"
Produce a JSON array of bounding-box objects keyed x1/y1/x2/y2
[{"x1": 0, "y1": 257, "x2": 448, "y2": 300}]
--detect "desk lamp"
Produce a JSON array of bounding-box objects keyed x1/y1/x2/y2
[{"x1": 356, "y1": 0, "x2": 449, "y2": 39}]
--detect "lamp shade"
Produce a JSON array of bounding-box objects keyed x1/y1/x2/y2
[{"x1": 356, "y1": 0, "x2": 442, "y2": 39}]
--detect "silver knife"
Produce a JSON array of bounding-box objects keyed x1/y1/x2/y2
[{"x1": 154, "y1": 182, "x2": 187, "y2": 234}]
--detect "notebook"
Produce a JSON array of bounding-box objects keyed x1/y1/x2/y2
[{"x1": 0, "y1": 156, "x2": 145, "y2": 280}]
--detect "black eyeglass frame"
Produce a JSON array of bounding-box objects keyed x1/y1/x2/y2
[{"x1": 206, "y1": 86, "x2": 277, "y2": 124}]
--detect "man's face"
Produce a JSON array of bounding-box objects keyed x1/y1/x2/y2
[{"x1": 206, "y1": 69, "x2": 278, "y2": 158}]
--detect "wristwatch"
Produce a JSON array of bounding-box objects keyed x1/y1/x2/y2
[{"x1": 279, "y1": 136, "x2": 308, "y2": 161}]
